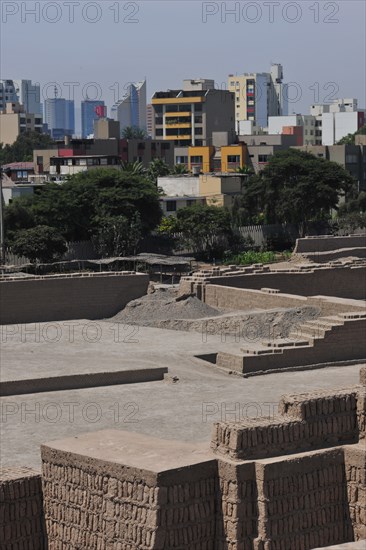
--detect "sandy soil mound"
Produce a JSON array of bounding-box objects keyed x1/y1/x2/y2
[{"x1": 108, "y1": 287, "x2": 221, "y2": 326}]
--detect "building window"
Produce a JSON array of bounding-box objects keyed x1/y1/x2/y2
[
  {"x1": 186, "y1": 199, "x2": 196, "y2": 207},
  {"x1": 346, "y1": 154, "x2": 358, "y2": 163},
  {"x1": 166, "y1": 200, "x2": 177, "y2": 212},
  {"x1": 227, "y1": 155, "x2": 240, "y2": 163},
  {"x1": 190, "y1": 156, "x2": 203, "y2": 164},
  {"x1": 156, "y1": 129, "x2": 163, "y2": 136},
  {"x1": 176, "y1": 156, "x2": 188, "y2": 164},
  {"x1": 258, "y1": 155, "x2": 270, "y2": 163}
]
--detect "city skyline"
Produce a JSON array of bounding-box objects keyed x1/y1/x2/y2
[{"x1": 1, "y1": 1, "x2": 365, "y2": 125}]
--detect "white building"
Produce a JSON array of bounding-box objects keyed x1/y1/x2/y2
[
  {"x1": 310, "y1": 98, "x2": 358, "y2": 116},
  {"x1": 268, "y1": 114, "x2": 317, "y2": 145},
  {"x1": 321, "y1": 111, "x2": 366, "y2": 146},
  {"x1": 111, "y1": 80, "x2": 147, "y2": 135}
]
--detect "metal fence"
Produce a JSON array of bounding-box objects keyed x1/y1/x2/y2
[{"x1": 4, "y1": 240, "x2": 98, "y2": 267}]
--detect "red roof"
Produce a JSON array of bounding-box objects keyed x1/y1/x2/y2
[{"x1": 3, "y1": 162, "x2": 34, "y2": 170}]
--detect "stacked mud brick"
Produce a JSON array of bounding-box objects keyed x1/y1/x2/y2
[
  {"x1": 179, "y1": 261, "x2": 366, "y2": 302},
  {"x1": 34, "y1": 368, "x2": 366, "y2": 549},
  {"x1": 0, "y1": 466, "x2": 46, "y2": 549}
]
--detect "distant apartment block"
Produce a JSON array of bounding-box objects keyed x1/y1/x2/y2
[
  {"x1": 33, "y1": 135, "x2": 174, "y2": 180},
  {"x1": 81, "y1": 100, "x2": 106, "y2": 138},
  {"x1": 228, "y1": 64, "x2": 288, "y2": 130},
  {"x1": 309, "y1": 98, "x2": 365, "y2": 146},
  {"x1": 268, "y1": 115, "x2": 317, "y2": 146},
  {"x1": 44, "y1": 97, "x2": 75, "y2": 139},
  {"x1": 0, "y1": 79, "x2": 42, "y2": 114},
  {"x1": 151, "y1": 79, "x2": 235, "y2": 147},
  {"x1": 111, "y1": 80, "x2": 147, "y2": 135},
  {"x1": 320, "y1": 111, "x2": 365, "y2": 146},
  {"x1": 0, "y1": 102, "x2": 43, "y2": 145}
]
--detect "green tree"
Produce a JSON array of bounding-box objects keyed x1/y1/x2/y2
[
  {"x1": 11, "y1": 225, "x2": 67, "y2": 263},
  {"x1": 5, "y1": 168, "x2": 162, "y2": 246},
  {"x1": 0, "y1": 131, "x2": 54, "y2": 164},
  {"x1": 243, "y1": 149, "x2": 355, "y2": 235},
  {"x1": 121, "y1": 126, "x2": 147, "y2": 139},
  {"x1": 94, "y1": 213, "x2": 142, "y2": 257},
  {"x1": 167, "y1": 204, "x2": 233, "y2": 259},
  {"x1": 147, "y1": 158, "x2": 171, "y2": 184},
  {"x1": 337, "y1": 125, "x2": 366, "y2": 145}
]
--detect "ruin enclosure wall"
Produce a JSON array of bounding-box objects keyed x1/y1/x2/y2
[
  {"x1": 202, "y1": 266, "x2": 366, "y2": 300},
  {"x1": 203, "y1": 284, "x2": 366, "y2": 316},
  {"x1": 294, "y1": 234, "x2": 366, "y2": 254},
  {"x1": 344, "y1": 445, "x2": 366, "y2": 541},
  {"x1": 253, "y1": 449, "x2": 353, "y2": 549},
  {"x1": 0, "y1": 271, "x2": 149, "y2": 325},
  {"x1": 41, "y1": 435, "x2": 218, "y2": 549},
  {"x1": 0, "y1": 467, "x2": 46, "y2": 550}
]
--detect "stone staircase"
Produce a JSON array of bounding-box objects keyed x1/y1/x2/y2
[{"x1": 216, "y1": 312, "x2": 366, "y2": 376}]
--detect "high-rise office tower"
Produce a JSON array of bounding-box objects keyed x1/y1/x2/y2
[
  {"x1": 81, "y1": 100, "x2": 106, "y2": 138},
  {"x1": 44, "y1": 94, "x2": 75, "y2": 139},
  {"x1": 111, "y1": 80, "x2": 147, "y2": 135},
  {"x1": 0, "y1": 79, "x2": 42, "y2": 114}
]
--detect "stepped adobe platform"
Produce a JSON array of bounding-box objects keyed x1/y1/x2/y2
[{"x1": 179, "y1": 252, "x2": 366, "y2": 376}]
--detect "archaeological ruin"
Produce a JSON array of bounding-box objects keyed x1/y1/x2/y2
[{"x1": 1, "y1": 234, "x2": 365, "y2": 549}]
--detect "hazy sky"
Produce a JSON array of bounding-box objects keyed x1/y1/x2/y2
[{"x1": 1, "y1": 0, "x2": 365, "y2": 132}]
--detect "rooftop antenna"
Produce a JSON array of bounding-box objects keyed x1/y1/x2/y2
[{"x1": 54, "y1": 86, "x2": 58, "y2": 99}]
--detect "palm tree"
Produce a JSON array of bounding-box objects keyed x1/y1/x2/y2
[
  {"x1": 119, "y1": 160, "x2": 147, "y2": 176},
  {"x1": 172, "y1": 164, "x2": 189, "y2": 175},
  {"x1": 148, "y1": 158, "x2": 171, "y2": 184},
  {"x1": 121, "y1": 126, "x2": 147, "y2": 140},
  {"x1": 236, "y1": 165, "x2": 254, "y2": 175}
]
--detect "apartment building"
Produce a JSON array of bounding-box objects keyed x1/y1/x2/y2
[
  {"x1": 228, "y1": 64, "x2": 288, "y2": 130},
  {"x1": 151, "y1": 79, "x2": 235, "y2": 147},
  {"x1": 0, "y1": 102, "x2": 43, "y2": 145}
]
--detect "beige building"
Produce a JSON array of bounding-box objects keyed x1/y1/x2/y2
[
  {"x1": 0, "y1": 102, "x2": 43, "y2": 145},
  {"x1": 159, "y1": 173, "x2": 246, "y2": 216}
]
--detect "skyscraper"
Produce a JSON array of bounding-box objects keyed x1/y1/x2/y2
[
  {"x1": 44, "y1": 97, "x2": 75, "y2": 139},
  {"x1": 81, "y1": 100, "x2": 106, "y2": 138},
  {"x1": 0, "y1": 79, "x2": 42, "y2": 114},
  {"x1": 111, "y1": 80, "x2": 146, "y2": 135}
]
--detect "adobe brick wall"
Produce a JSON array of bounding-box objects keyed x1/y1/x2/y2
[
  {"x1": 216, "y1": 317, "x2": 366, "y2": 376},
  {"x1": 0, "y1": 271, "x2": 149, "y2": 324},
  {"x1": 0, "y1": 466, "x2": 46, "y2": 549},
  {"x1": 204, "y1": 266, "x2": 366, "y2": 300},
  {"x1": 211, "y1": 388, "x2": 361, "y2": 460},
  {"x1": 253, "y1": 449, "x2": 353, "y2": 549},
  {"x1": 294, "y1": 235, "x2": 366, "y2": 254},
  {"x1": 344, "y1": 445, "x2": 366, "y2": 541},
  {"x1": 41, "y1": 432, "x2": 218, "y2": 549},
  {"x1": 203, "y1": 285, "x2": 366, "y2": 316}
]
